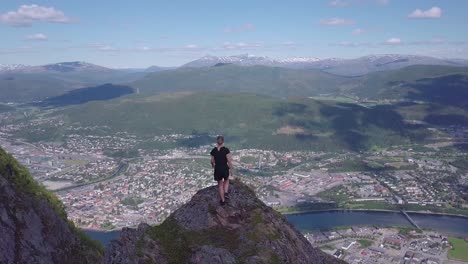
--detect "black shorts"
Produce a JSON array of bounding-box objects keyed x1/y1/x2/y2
[{"x1": 214, "y1": 166, "x2": 229, "y2": 181}]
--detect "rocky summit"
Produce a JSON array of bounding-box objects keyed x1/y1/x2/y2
[
  {"x1": 106, "y1": 180, "x2": 345, "y2": 264},
  {"x1": 0, "y1": 147, "x2": 104, "y2": 264}
]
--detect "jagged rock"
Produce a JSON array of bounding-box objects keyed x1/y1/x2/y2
[
  {"x1": 189, "y1": 245, "x2": 236, "y2": 264},
  {"x1": 106, "y1": 180, "x2": 346, "y2": 264},
  {"x1": 0, "y1": 147, "x2": 104, "y2": 264}
]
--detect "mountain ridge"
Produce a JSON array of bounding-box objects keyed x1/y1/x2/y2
[
  {"x1": 0, "y1": 147, "x2": 104, "y2": 263},
  {"x1": 181, "y1": 54, "x2": 468, "y2": 76},
  {"x1": 106, "y1": 180, "x2": 345, "y2": 264}
]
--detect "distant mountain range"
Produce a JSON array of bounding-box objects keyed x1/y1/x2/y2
[
  {"x1": 182, "y1": 54, "x2": 321, "y2": 68},
  {"x1": 1, "y1": 54, "x2": 468, "y2": 103},
  {"x1": 0, "y1": 61, "x2": 110, "y2": 74},
  {"x1": 182, "y1": 54, "x2": 468, "y2": 76},
  {"x1": 3, "y1": 54, "x2": 468, "y2": 76}
]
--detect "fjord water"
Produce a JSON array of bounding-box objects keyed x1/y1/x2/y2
[
  {"x1": 285, "y1": 211, "x2": 468, "y2": 237},
  {"x1": 86, "y1": 211, "x2": 468, "y2": 246}
]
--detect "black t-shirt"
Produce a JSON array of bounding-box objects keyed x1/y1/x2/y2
[{"x1": 210, "y1": 146, "x2": 230, "y2": 168}]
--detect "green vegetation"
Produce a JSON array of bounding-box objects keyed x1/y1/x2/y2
[
  {"x1": 320, "y1": 244, "x2": 335, "y2": 251},
  {"x1": 68, "y1": 220, "x2": 105, "y2": 255},
  {"x1": 51, "y1": 92, "x2": 436, "y2": 152},
  {"x1": 104, "y1": 149, "x2": 139, "y2": 158},
  {"x1": 0, "y1": 69, "x2": 144, "y2": 102},
  {"x1": 0, "y1": 146, "x2": 67, "y2": 219},
  {"x1": 448, "y1": 237, "x2": 468, "y2": 262},
  {"x1": 317, "y1": 186, "x2": 349, "y2": 204},
  {"x1": 398, "y1": 227, "x2": 422, "y2": 236},
  {"x1": 63, "y1": 159, "x2": 89, "y2": 166},
  {"x1": 121, "y1": 196, "x2": 144, "y2": 208},
  {"x1": 252, "y1": 210, "x2": 263, "y2": 225},
  {"x1": 0, "y1": 103, "x2": 14, "y2": 112},
  {"x1": 132, "y1": 65, "x2": 348, "y2": 98},
  {"x1": 353, "y1": 65, "x2": 468, "y2": 100},
  {"x1": 100, "y1": 221, "x2": 116, "y2": 230},
  {"x1": 269, "y1": 253, "x2": 281, "y2": 264},
  {"x1": 358, "y1": 239, "x2": 373, "y2": 248},
  {"x1": 147, "y1": 216, "x2": 240, "y2": 264},
  {"x1": 0, "y1": 147, "x2": 104, "y2": 254},
  {"x1": 327, "y1": 159, "x2": 393, "y2": 172}
]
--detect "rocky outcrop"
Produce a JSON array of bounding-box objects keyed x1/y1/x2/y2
[
  {"x1": 0, "y1": 147, "x2": 104, "y2": 264},
  {"x1": 0, "y1": 144, "x2": 346, "y2": 264},
  {"x1": 106, "y1": 180, "x2": 346, "y2": 264}
]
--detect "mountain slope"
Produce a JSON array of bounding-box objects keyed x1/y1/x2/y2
[
  {"x1": 131, "y1": 64, "x2": 355, "y2": 98},
  {"x1": 0, "y1": 62, "x2": 146, "y2": 103},
  {"x1": 131, "y1": 64, "x2": 468, "y2": 101},
  {"x1": 106, "y1": 180, "x2": 344, "y2": 264},
  {"x1": 0, "y1": 147, "x2": 104, "y2": 264},
  {"x1": 353, "y1": 65, "x2": 468, "y2": 103},
  {"x1": 53, "y1": 92, "x2": 433, "y2": 151},
  {"x1": 182, "y1": 54, "x2": 468, "y2": 76},
  {"x1": 40, "y1": 83, "x2": 134, "y2": 107},
  {"x1": 312, "y1": 54, "x2": 465, "y2": 76}
]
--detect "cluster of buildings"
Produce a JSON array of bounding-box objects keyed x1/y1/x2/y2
[
  {"x1": 1, "y1": 110, "x2": 467, "y2": 231},
  {"x1": 306, "y1": 227, "x2": 450, "y2": 264}
]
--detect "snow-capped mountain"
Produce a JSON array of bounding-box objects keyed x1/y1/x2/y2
[
  {"x1": 277, "y1": 57, "x2": 321, "y2": 63},
  {"x1": 182, "y1": 54, "x2": 323, "y2": 68},
  {"x1": 0, "y1": 64, "x2": 29, "y2": 72},
  {"x1": 182, "y1": 54, "x2": 276, "y2": 67},
  {"x1": 0, "y1": 61, "x2": 112, "y2": 74},
  {"x1": 182, "y1": 54, "x2": 468, "y2": 76},
  {"x1": 41, "y1": 61, "x2": 111, "y2": 73},
  {"x1": 308, "y1": 54, "x2": 465, "y2": 76}
]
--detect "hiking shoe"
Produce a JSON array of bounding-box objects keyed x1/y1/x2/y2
[
  {"x1": 220, "y1": 200, "x2": 226, "y2": 206},
  {"x1": 224, "y1": 192, "x2": 229, "y2": 199}
]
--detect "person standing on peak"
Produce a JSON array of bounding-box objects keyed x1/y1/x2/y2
[{"x1": 210, "y1": 135, "x2": 233, "y2": 206}]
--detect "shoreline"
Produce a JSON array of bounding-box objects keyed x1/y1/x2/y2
[
  {"x1": 81, "y1": 208, "x2": 468, "y2": 232},
  {"x1": 281, "y1": 208, "x2": 468, "y2": 220}
]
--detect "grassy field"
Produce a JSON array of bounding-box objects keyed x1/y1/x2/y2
[
  {"x1": 358, "y1": 239, "x2": 373, "y2": 248},
  {"x1": 448, "y1": 237, "x2": 468, "y2": 262},
  {"x1": 64, "y1": 160, "x2": 89, "y2": 166}
]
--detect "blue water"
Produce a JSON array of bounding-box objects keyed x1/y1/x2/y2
[{"x1": 85, "y1": 211, "x2": 468, "y2": 246}]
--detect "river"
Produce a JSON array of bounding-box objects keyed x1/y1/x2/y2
[{"x1": 85, "y1": 210, "x2": 468, "y2": 246}]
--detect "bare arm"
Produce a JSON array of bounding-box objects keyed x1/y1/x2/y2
[
  {"x1": 227, "y1": 153, "x2": 233, "y2": 176},
  {"x1": 211, "y1": 156, "x2": 215, "y2": 168}
]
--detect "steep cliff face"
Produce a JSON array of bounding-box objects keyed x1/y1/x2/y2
[
  {"x1": 0, "y1": 147, "x2": 104, "y2": 264},
  {"x1": 106, "y1": 180, "x2": 346, "y2": 264}
]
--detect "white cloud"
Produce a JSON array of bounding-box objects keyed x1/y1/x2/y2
[
  {"x1": 329, "y1": 0, "x2": 349, "y2": 7},
  {"x1": 282, "y1": 41, "x2": 296, "y2": 47},
  {"x1": 224, "y1": 23, "x2": 255, "y2": 33},
  {"x1": 223, "y1": 42, "x2": 263, "y2": 50},
  {"x1": 138, "y1": 46, "x2": 152, "y2": 51},
  {"x1": 408, "y1": 7, "x2": 442, "y2": 19},
  {"x1": 0, "y1": 4, "x2": 72, "y2": 27},
  {"x1": 90, "y1": 43, "x2": 118, "y2": 52},
  {"x1": 333, "y1": 41, "x2": 371, "y2": 47},
  {"x1": 329, "y1": 0, "x2": 389, "y2": 7},
  {"x1": 25, "y1": 33, "x2": 48, "y2": 41},
  {"x1": 320, "y1": 18, "x2": 355, "y2": 26},
  {"x1": 385, "y1": 38, "x2": 402, "y2": 45},
  {"x1": 352, "y1": 28, "x2": 365, "y2": 35},
  {"x1": 185, "y1": 44, "x2": 198, "y2": 49}
]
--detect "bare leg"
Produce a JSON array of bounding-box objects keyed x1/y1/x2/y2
[
  {"x1": 223, "y1": 178, "x2": 230, "y2": 194},
  {"x1": 218, "y1": 180, "x2": 225, "y2": 202}
]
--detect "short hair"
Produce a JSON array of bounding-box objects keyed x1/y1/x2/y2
[{"x1": 216, "y1": 135, "x2": 224, "y2": 142}]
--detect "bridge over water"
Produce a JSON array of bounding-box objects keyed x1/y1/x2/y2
[{"x1": 401, "y1": 210, "x2": 421, "y2": 230}]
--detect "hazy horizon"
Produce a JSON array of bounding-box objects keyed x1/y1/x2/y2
[{"x1": 1, "y1": 0, "x2": 467, "y2": 68}]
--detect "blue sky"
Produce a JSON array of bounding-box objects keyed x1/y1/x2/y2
[{"x1": 1, "y1": 0, "x2": 467, "y2": 67}]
